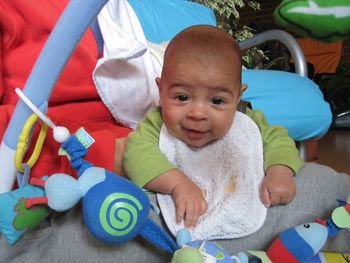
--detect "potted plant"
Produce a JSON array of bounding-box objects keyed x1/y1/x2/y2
[{"x1": 192, "y1": 0, "x2": 264, "y2": 68}]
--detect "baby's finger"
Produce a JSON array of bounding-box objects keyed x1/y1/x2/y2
[
  {"x1": 175, "y1": 202, "x2": 186, "y2": 224},
  {"x1": 200, "y1": 200, "x2": 208, "y2": 214},
  {"x1": 269, "y1": 192, "x2": 282, "y2": 206},
  {"x1": 279, "y1": 193, "x2": 294, "y2": 205},
  {"x1": 186, "y1": 200, "x2": 208, "y2": 227},
  {"x1": 260, "y1": 183, "x2": 271, "y2": 207},
  {"x1": 184, "y1": 203, "x2": 196, "y2": 228}
]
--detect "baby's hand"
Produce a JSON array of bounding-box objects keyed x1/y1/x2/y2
[
  {"x1": 171, "y1": 179, "x2": 208, "y2": 228},
  {"x1": 260, "y1": 165, "x2": 296, "y2": 207}
]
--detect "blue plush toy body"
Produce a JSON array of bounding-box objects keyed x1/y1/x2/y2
[{"x1": 47, "y1": 132, "x2": 178, "y2": 252}]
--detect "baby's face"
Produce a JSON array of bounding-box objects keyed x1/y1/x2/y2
[{"x1": 157, "y1": 57, "x2": 242, "y2": 147}]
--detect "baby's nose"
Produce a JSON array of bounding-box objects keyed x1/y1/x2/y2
[{"x1": 187, "y1": 103, "x2": 207, "y2": 120}]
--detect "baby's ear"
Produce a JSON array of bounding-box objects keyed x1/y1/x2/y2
[
  {"x1": 156, "y1": 77, "x2": 162, "y2": 106},
  {"x1": 156, "y1": 77, "x2": 161, "y2": 91},
  {"x1": 240, "y1": 84, "x2": 248, "y2": 97}
]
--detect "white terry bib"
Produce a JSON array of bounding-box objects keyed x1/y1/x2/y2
[{"x1": 157, "y1": 112, "x2": 267, "y2": 240}]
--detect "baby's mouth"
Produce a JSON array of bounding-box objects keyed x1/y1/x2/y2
[{"x1": 182, "y1": 127, "x2": 207, "y2": 140}]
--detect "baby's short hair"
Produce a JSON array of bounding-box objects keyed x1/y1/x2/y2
[{"x1": 164, "y1": 25, "x2": 242, "y2": 70}]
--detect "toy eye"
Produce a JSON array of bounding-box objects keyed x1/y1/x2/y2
[{"x1": 303, "y1": 224, "x2": 310, "y2": 228}]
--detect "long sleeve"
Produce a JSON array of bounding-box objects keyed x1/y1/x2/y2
[
  {"x1": 123, "y1": 108, "x2": 176, "y2": 187},
  {"x1": 124, "y1": 107, "x2": 304, "y2": 188},
  {"x1": 246, "y1": 108, "x2": 304, "y2": 174}
]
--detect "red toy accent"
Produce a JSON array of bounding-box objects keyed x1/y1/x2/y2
[
  {"x1": 25, "y1": 197, "x2": 48, "y2": 208},
  {"x1": 314, "y1": 217, "x2": 326, "y2": 226},
  {"x1": 345, "y1": 204, "x2": 350, "y2": 215},
  {"x1": 267, "y1": 237, "x2": 299, "y2": 263},
  {"x1": 29, "y1": 177, "x2": 46, "y2": 188}
]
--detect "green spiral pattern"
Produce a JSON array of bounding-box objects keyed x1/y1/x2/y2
[{"x1": 99, "y1": 193, "x2": 143, "y2": 236}]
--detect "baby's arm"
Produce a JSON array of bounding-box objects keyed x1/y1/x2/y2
[
  {"x1": 122, "y1": 109, "x2": 207, "y2": 227},
  {"x1": 145, "y1": 169, "x2": 207, "y2": 227},
  {"x1": 114, "y1": 137, "x2": 127, "y2": 177},
  {"x1": 246, "y1": 108, "x2": 303, "y2": 207}
]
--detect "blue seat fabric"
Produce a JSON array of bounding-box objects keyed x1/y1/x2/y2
[{"x1": 128, "y1": 0, "x2": 332, "y2": 141}]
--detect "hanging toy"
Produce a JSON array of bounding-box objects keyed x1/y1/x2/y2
[{"x1": 3, "y1": 88, "x2": 179, "y2": 253}]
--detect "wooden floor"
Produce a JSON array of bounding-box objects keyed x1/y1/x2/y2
[{"x1": 314, "y1": 129, "x2": 350, "y2": 175}]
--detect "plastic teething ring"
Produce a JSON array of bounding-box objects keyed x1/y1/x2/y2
[{"x1": 15, "y1": 114, "x2": 48, "y2": 173}]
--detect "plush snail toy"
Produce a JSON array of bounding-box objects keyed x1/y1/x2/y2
[{"x1": 26, "y1": 129, "x2": 178, "y2": 252}]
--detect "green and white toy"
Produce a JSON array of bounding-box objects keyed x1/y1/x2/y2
[{"x1": 274, "y1": 0, "x2": 350, "y2": 43}]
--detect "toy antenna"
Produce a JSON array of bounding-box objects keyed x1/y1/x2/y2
[
  {"x1": 15, "y1": 88, "x2": 56, "y2": 130},
  {"x1": 15, "y1": 88, "x2": 70, "y2": 143}
]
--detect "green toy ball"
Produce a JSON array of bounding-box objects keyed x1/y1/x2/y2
[
  {"x1": 274, "y1": 0, "x2": 350, "y2": 43},
  {"x1": 171, "y1": 247, "x2": 205, "y2": 263}
]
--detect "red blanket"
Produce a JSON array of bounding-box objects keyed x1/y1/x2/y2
[{"x1": 0, "y1": 0, "x2": 131, "y2": 180}]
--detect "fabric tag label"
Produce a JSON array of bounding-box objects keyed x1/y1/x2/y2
[{"x1": 75, "y1": 128, "x2": 95, "y2": 149}]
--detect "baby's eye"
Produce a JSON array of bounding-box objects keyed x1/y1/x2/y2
[
  {"x1": 176, "y1": 95, "x2": 189, "y2": 102},
  {"x1": 211, "y1": 97, "x2": 225, "y2": 105}
]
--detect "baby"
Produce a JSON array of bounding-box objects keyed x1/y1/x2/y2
[{"x1": 123, "y1": 25, "x2": 303, "y2": 233}]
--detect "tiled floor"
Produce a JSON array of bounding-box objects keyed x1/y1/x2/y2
[{"x1": 315, "y1": 129, "x2": 350, "y2": 175}]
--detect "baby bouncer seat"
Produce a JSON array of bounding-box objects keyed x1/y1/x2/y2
[
  {"x1": 1, "y1": 1, "x2": 348, "y2": 262},
  {"x1": 0, "y1": 0, "x2": 332, "y2": 194},
  {"x1": 0, "y1": 0, "x2": 335, "y2": 255}
]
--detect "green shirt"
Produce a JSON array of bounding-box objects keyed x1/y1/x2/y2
[{"x1": 124, "y1": 108, "x2": 304, "y2": 187}]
